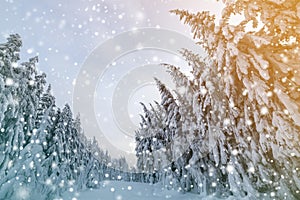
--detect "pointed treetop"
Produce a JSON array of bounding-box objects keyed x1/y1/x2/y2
[
  {"x1": 7, "y1": 34, "x2": 22, "y2": 48},
  {"x1": 63, "y1": 103, "x2": 71, "y2": 110},
  {"x1": 154, "y1": 77, "x2": 177, "y2": 111},
  {"x1": 179, "y1": 49, "x2": 206, "y2": 79},
  {"x1": 154, "y1": 77, "x2": 171, "y2": 96},
  {"x1": 62, "y1": 103, "x2": 73, "y2": 120},
  {"x1": 162, "y1": 63, "x2": 194, "y2": 90},
  {"x1": 46, "y1": 84, "x2": 52, "y2": 94},
  {"x1": 29, "y1": 56, "x2": 39, "y2": 64},
  {"x1": 1, "y1": 34, "x2": 23, "y2": 62}
]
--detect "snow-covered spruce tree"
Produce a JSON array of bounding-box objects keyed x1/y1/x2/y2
[
  {"x1": 0, "y1": 34, "x2": 49, "y2": 198},
  {"x1": 136, "y1": 51, "x2": 228, "y2": 195},
  {"x1": 136, "y1": 0, "x2": 300, "y2": 199},
  {"x1": 164, "y1": 51, "x2": 235, "y2": 196},
  {"x1": 135, "y1": 79, "x2": 189, "y2": 187},
  {"x1": 135, "y1": 102, "x2": 166, "y2": 183},
  {"x1": 45, "y1": 104, "x2": 109, "y2": 194}
]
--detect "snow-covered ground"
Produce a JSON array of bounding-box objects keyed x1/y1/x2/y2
[{"x1": 62, "y1": 181, "x2": 218, "y2": 200}]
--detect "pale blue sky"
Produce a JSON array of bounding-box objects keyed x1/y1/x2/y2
[{"x1": 1, "y1": 0, "x2": 223, "y2": 106}]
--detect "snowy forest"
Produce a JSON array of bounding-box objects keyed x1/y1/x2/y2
[
  {"x1": 0, "y1": 34, "x2": 139, "y2": 199},
  {"x1": 1, "y1": 0, "x2": 300, "y2": 199}
]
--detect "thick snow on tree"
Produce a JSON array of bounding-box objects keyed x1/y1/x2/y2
[
  {"x1": 0, "y1": 35, "x2": 131, "y2": 199},
  {"x1": 136, "y1": 0, "x2": 300, "y2": 199},
  {"x1": 135, "y1": 81, "x2": 184, "y2": 186}
]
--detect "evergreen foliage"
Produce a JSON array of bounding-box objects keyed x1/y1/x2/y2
[
  {"x1": 0, "y1": 34, "x2": 133, "y2": 199},
  {"x1": 136, "y1": 0, "x2": 300, "y2": 199}
]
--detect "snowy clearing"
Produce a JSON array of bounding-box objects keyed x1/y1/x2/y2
[{"x1": 62, "y1": 181, "x2": 222, "y2": 200}]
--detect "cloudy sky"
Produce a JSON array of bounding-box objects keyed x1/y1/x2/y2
[{"x1": 1, "y1": 0, "x2": 224, "y2": 164}]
